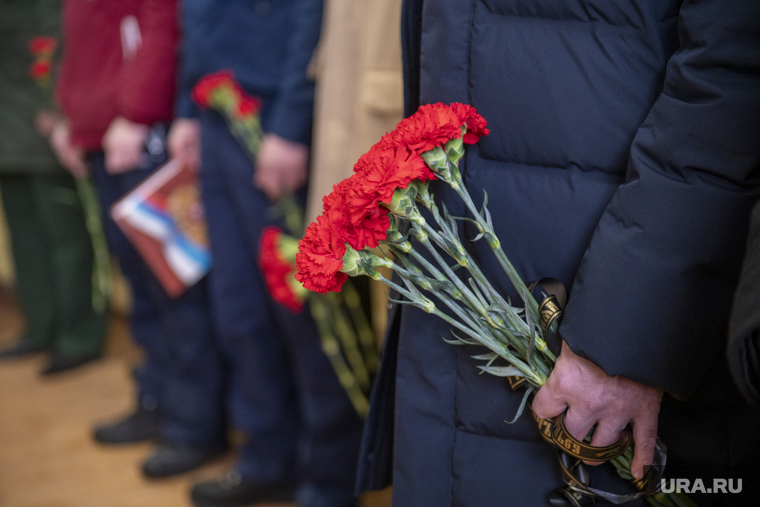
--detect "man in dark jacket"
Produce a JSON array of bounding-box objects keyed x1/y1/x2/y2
[
  {"x1": 357, "y1": 1, "x2": 760, "y2": 506},
  {"x1": 169, "y1": 1, "x2": 363, "y2": 506}
]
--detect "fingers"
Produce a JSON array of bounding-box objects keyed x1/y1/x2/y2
[
  {"x1": 582, "y1": 419, "x2": 627, "y2": 466},
  {"x1": 532, "y1": 383, "x2": 568, "y2": 421},
  {"x1": 104, "y1": 146, "x2": 142, "y2": 174},
  {"x1": 253, "y1": 167, "x2": 282, "y2": 201},
  {"x1": 65, "y1": 151, "x2": 89, "y2": 179},
  {"x1": 563, "y1": 406, "x2": 597, "y2": 444},
  {"x1": 168, "y1": 119, "x2": 201, "y2": 169},
  {"x1": 630, "y1": 410, "x2": 659, "y2": 480}
]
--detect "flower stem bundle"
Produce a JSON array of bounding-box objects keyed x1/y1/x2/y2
[{"x1": 296, "y1": 103, "x2": 696, "y2": 506}]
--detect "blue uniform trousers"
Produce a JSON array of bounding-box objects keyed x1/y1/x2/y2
[
  {"x1": 199, "y1": 109, "x2": 362, "y2": 507},
  {"x1": 90, "y1": 152, "x2": 226, "y2": 447}
]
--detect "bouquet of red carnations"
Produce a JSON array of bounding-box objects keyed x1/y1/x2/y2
[
  {"x1": 258, "y1": 223, "x2": 378, "y2": 417},
  {"x1": 295, "y1": 103, "x2": 695, "y2": 507}
]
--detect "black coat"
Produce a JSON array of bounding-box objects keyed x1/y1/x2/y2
[{"x1": 357, "y1": 1, "x2": 760, "y2": 506}]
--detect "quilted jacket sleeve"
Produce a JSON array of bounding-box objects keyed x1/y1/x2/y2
[
  {"x1": 560, "y1": 0, "x2": 760, "y2": 401},
  {"x1": 266, "y1": 0, "x2": 323, "y2": 145}
]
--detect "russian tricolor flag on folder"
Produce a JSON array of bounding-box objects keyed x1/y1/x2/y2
[{"x1": 111, "y1": 159, "x2": 211, "y2": 298}]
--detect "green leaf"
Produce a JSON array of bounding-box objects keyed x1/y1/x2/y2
[
  {"x1": 477, "y1": 365, "x2": 524, "y2": 377},
  {"x1": 471, "y1": 353, "x2": 498, "y2": 361},
  {"x1": 505, "y1": 387, "x2": 534, "y2": 424}
]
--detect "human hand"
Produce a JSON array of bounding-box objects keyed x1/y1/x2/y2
[
  {"x1": 254, "y1": 133, "x2": 309, "y2": 201},
  {"x1": 34, "y1": 110, "x2": 59, "y2": 139},
  {"x1": 168, "y1": 118, "x2": 201, "y2": 170},
  {"x1": 532, "y1": 341, "x2": 663, "y2": 480},
  {"x1": 102, "y1": 117, "x2": 149, "y2": 175},
  {"x1": 50, "y1": 120, "x2": 89, "y2": 179}
]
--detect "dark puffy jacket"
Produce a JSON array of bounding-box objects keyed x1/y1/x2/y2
[{"x1": 357, "y1": 1, "x2": 760, "y2": 506}]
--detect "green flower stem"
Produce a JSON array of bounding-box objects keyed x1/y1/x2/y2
[
  {"x1": 339, "y1": 282, "x2": 379, "y2": 373},
  {"x1": 428, "y1": 168, "x2": 556, "y2": 366},
  {"x1": 445, "y1": 161, "x2": 540, "y2": 323},
  {"x1": 388, "y1": 260, "x2": 484, "y2": 336},
  {"x1": 377, "y1": 271, "x2": 545, "y2": 387},
  {"x1": 310, "y1": 296, "x2": 370, "y2": 418},
  {"x1": 75, "y1": 176, "x2": 110, "y2": 314},
  {"x1": 412, "y1": 195, "x2": 530, "y2": 335},
  {"x1": 391, "y1": 245, "x2": 542, "y2": 380},
  {"x1": 327, "y1": 293, "x2": 372, "y2": 391},
  {"x1": 397, "y1": 204, "x2": 554, "y2": 378},
  {"x1": 417, "y1": 210, "x2": 538, "y2": 360}
]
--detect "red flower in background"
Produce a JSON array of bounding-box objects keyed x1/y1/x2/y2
[
  {"x1": 192, "y1": 70, "x2": 262, "y2": 120},
  {"x1": 295, "y1": 216, "x2": 348, "y2": 294},
  {"x1": 236, "y1": 95, "x2": 261, "y2": 118},
  {"x1": 191, "y1": 70, "x2": 237, "y2": 107},
  {"x1": 30, "y1": 60, "x2": 51, "y2": 79},
  {"x1": 29, "y1": 36, "x2": 57, "y2": 55},
  {"x1": 259, "y1": 227, "x2": 304, "y2": 313}
]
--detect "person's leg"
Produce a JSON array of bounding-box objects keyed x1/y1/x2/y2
[
  {"x1": 90, "y1": 152, "x2": 227, "y2": 474},
  {"x1": 89, "y1": 152, "x2": 164, "y2": 442},
  {"x1": 0, "y1": 175, "x2": 56, "y2": 355},
  {"x1": 191, "y1": 110, "x2": 299, "y2": 505},
  {"x1": 271, "y1": 304, "x2": 364, "y2": 507},
  {"x1": 30, "y1": 172, "x2": 107, "y2": 367}
]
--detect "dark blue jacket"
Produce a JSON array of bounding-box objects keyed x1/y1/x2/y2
[
  {"x1": 358, "y1": 1, "x2": 760, "y2": 505},
  {"x1": 178, "y1": 0, "x2": 323, "y2": 145}
]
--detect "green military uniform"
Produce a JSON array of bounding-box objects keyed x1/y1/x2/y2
[{"x1": 0, "y1": 0, "x2": 105, "y2": 359}]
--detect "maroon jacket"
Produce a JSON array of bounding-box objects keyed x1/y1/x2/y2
[{"x1": 57, "y1": 0, "x2": 178, "y2": 150}]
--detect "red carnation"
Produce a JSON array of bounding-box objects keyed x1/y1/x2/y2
[
  {"x1": 259, "y1": 227, "x2": 304, "y2": 313},
  {"x1": 391, "y1": 102, "x2": 463, "y2": 153},
  {"x1": 29, "y1": 36, "x2": 57, "y2": 55},
  {"x1": 30, "y1": 60, "x2": 51, "y2": 79},
  {"x1": 318, "y1": 178, "x2": 386, "y2": 250},
  {"x1": 192, "y1": 70, "x2": 236, "y2": 107},
  {"x1": 450, "y1": 102, "x2": 490, "y2": 143},
  {"x1": 236, "y1": 95, "x2": 261, "y2": 118},
  {"x1": 295, "y1": 216, "x2": 349, "y2": 294}
]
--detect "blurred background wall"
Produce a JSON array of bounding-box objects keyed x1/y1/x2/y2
[{"x1": 0, "y1": 191, "x2": 15, "y2": 287}]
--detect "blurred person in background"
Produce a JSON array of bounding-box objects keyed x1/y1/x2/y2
[
  {"x1": 0, "y1": 0, "x2": 106, "y2": 375},
  {"x1": 169, "y1": 1, "x2": 363, "y2": 506},
  {"x1": 52, "y1": 0, "x2": 227, "y2": 479}
]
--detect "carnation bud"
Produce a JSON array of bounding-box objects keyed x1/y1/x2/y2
[
  {"x1": 422, "y1": 146, "x2": 462, "y2": 188},
  {"x1": 444, "y1": 132, "x2": 465, "y2": 165},
  {"x1": 389, "y1": 188, "x2": 426, "y2": 226},
  {"x1": 420, "y1": 146, "x2": 448, "y2": 172},
  {"x1": 340, "y1": 246, "x2": 364, "y2": 277}
]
